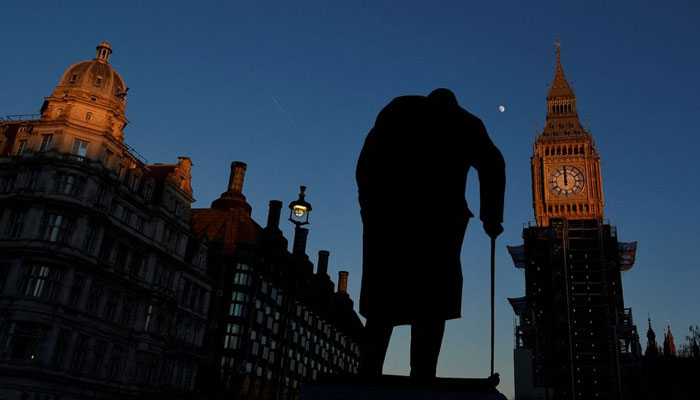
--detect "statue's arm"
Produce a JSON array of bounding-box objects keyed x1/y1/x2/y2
[{"x1": 470, "y1": 119, "x2": 506, "y2": 227}]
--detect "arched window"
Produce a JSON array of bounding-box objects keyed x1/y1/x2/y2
[
  {"x1": 580, "y1": 146, "x2": 584, "y2": 154},
  {"x1": 574, "y1": 147, "x2": 578, "y2": 155},
  {"x1": 548, "y1": 205, "x2": 552, "y2": 213},
  {"x1": 545, "y1": 148, "x2": 549, "y2": 156}
]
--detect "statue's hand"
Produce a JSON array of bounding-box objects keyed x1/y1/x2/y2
[{"x1": 483, "y1": 221, "x2": 503, "y2": 239}]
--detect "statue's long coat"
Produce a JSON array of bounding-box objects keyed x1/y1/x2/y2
[{"x1": 356, "y1": 94, "x2": 505, "y2": 326}]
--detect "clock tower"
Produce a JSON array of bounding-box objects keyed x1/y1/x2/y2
[{"x1": 532, "y1": 41, "x2": 604, "y2": 226}]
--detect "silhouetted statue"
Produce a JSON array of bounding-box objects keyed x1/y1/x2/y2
[{"x1": 356, "y1": 88, "x2": 506, "y2": 378}]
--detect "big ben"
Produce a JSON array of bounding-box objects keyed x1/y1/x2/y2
[
  {"x1": 508, "y1": 42, "x2": 641, "y2": 400},
  {"x1": 531, "y1": 40, "x2": 604, "y2": 227}
]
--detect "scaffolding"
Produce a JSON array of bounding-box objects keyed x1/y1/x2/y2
[{"x1": 509, "y1": 219, "x2": 641, "y2": 400}]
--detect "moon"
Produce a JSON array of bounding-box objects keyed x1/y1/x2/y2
[{"x1": 498, "y1": 105, "x2": 505, "y2": 112}]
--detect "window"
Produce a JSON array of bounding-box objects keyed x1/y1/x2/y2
[
  {"x1": 51, "y1": 328, "x2": 71, "y2": 368},
  {"x1": 71, "y1": 334, "x2": 90, "y2": 372},
  {"x1": 103, "y1": 290, "x2": 119, "y2": 322},
  {"x1": 85, "y1": 282, "x2": 103, "y2": 315},
  {"x1": 15, "y1": 140, "x2": 27, "y2": 156},
  {"x1": 82, "y1": 222, "x2": 98, "y2": 252},
  {"x1": 106, "y1": 344, "x2": 124, "y2": 379},
  {"x1": 114, "y1": 242, "x2": 129, "y2": 270},
  {"x1": 153, "y1": 262, "x2": 173, "y2": 290},
  {"x1": 71, "y1": 139, "x2": 89, "y2": 157},
  {"x1": 129, "y1": 251, "x2": 144, "y2": 277},
  {"x1": 1, "y1": 321, "x2": 45, "y2": 361},
  {"x1": 68, "y1": 274, "x2": 84, "y2": 308},
  {"x1": 19, "y1": 264, "x2": 63, "y2": 299},
  {"x1": 26, "y1": 169, "x2": 41, "y2": 190},
  {"x1": 163, "y1": 227, "x2": 178, "y2": 250},
  {"x1": 223, "y1": 323, "x2": 242, "y2": 350},
  {"x1": 98, "y1": 234, "x2": 115, "y2": 261},
  {"x1": 144, "y1": 304, "x2": 154, "y2": 332},
  {"x1": 129, "y1": 174, "x2": 141, "y2": 191},
  {"x1": 39, "y1": 134, "x2": 52, "y2": 151},
  {"x1": 120, "y1": 207, "x2": 132, "y2": 224},
  {"x1": 95, "y1": 76, "x2": 103, "y2": 86},
  {"x1": 233, "y1": 270, "x2": 252, "y2": 286},
  {"x1": 91, "y1": 339, "x2": 106, "y2": 376},
  {"x1": 70, "y1": 73, "x2": 78, "y2": 82},
  {"x1": 39, "y1": 212, "x2": 73, "y2": 243},
  {"x1": 135, "y1": 351, "x2": 159, "y2": 384},
  {"x1": 102, "y1": 149, "x2": 113, "y2": 167},
  {"x1": 136, "y1": 216, "x2": 146, "y2": 233},
  {"x1": 54, "y1": 173, "x2": 84, "y2": 196},
  {"x1": 85, "y1": 112, "x2": 92, "y2": 121},
  {"x1": 0, "y1": 175, "x2": 16, "y2": 193},
  {"x1": 5, "y1": 209, "x2": 26, "y2": 237},
  {"x1": 120, "y1": 297, "x2": 134, "y2": 327}
]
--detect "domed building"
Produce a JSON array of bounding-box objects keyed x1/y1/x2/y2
[{"x1": 0, "y1": 42, "x2": 212, "y2": 399}]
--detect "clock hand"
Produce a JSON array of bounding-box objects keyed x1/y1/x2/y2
[{"x1": 563, "y1": 166, "x2": 568, "y2": 186}]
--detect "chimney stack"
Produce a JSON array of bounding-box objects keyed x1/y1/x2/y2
[
  {"x1": 317, "y1": 250, "x2": 330, "y2": 276},
  {"x1": 227, "y1": 161, "x2": 247, "y2": 194},
  {"x1": 337, "y1": 271, "x2": 349, "y2": 295},
  {"x1": 211, "y1": 161, "x2": 251, "y2": 212},
  {"x1": 266, "y1": 200, "x2": 283, "y2": 230},
  {"x1": 292, "y1": 227, "x2": 309, "y2": 257}
]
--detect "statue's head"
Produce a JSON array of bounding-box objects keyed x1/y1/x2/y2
[{"x1": 427, "y1": 88, "x2": 458, "y2": 106}]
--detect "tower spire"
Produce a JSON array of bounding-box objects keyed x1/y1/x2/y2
[{"x1": 548, "y1": 38, "x2": 575, "y2": 100}]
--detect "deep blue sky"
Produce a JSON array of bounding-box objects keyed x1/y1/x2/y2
[{"x1": 2, "y1": 1, "x2": 699, "y2": 397}]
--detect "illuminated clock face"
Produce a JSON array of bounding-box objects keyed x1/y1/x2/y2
[{"x1": 549, "y1": 165, "x2": 585, "y2": 197}]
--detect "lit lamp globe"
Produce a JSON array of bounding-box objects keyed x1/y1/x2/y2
[{"x1": 288, "y1": 186, "x2": 312, "y2": 226}]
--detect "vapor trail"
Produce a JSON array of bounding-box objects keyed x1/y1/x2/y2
[{"x1": 269, "y1": 94, "x2": 304, "y2": 135}]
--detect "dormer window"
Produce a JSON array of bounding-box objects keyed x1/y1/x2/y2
[
  {"x1": 95, "y1": 76, "x2": 103, "y2": 86},
  {"x1": 90, "y1": 96, "x2": 97, "y2": 102},
  {"x1": 70, "y1": 74, "x2": 78, "y2": 82}
]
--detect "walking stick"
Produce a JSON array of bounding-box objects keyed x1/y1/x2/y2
[{"x1": 490, "y1": 236, "x2": 495, "y2": 377}]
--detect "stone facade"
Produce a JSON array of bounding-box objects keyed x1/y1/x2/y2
[
  {"x1": 192, "y1": 164, "x2": 364, "y2": 400},
  {"x1": 0, "y1": 42, "x2": 211, "y2": 399}
]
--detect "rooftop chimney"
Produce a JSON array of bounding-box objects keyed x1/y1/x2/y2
[
  {"x1": 337, "y1": 271, "x2": 349, "y2": 295},
  {"x1": 228, "y1": 161, "x2": 247, "y2": 194},
  {"x1": 266, "y1": 200, "x2": 283, "y2": 231},
  {"x1": 317, "y1": 250, "x2": 330, "y2": 276},
  {"x1": 211, "y1": 161, "x2": 251, "y2": 213}
]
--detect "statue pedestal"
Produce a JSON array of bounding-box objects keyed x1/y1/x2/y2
[{"x1": 302, "y1": 375, "x2": 507, "y2": 400}]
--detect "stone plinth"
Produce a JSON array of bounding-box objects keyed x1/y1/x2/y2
[{"x1": 302, "y1": 374, "x2": 507, "y2": 400}]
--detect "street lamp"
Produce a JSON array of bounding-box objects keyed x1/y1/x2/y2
[
  {"x1": 288, "y1": 186, "x2": 312, "y2": 256},
  {"x1": 288, "y1": 185, "x2": 312, "y2": 227}
]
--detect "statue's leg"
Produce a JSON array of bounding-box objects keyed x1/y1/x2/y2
[
  {"x1": 409, "y1": 319, "x2": 446, "y2": 378},
  {"x1": 360, "y1": 318, "x2": 393, "y2": 376}
]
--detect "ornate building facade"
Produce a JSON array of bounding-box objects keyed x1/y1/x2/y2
[
  {"x1": 0, "y1": 42, "x2": 211, "y2": 399},
  {"x1": 191, "y1": 163, "x2": 364, "y2": 400},
  {"x1": 508, "y1": 43, "x2": 641, "y2": 400}
]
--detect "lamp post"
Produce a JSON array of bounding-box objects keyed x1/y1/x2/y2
[{"x1": 288, "y1": 186, "x2": 312, "y2": 256}]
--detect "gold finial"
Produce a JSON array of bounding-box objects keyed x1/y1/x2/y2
[{"x1": 554, "y1": 37, "x2": 561, "y2": 55}]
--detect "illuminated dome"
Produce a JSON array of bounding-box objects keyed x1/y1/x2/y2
[
  {"x1": 54, "y1": 41, "x2": 127, "y2": 111},
  {"x1": 42, "y1": 41, "x2": 130, "y2": 141}
]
